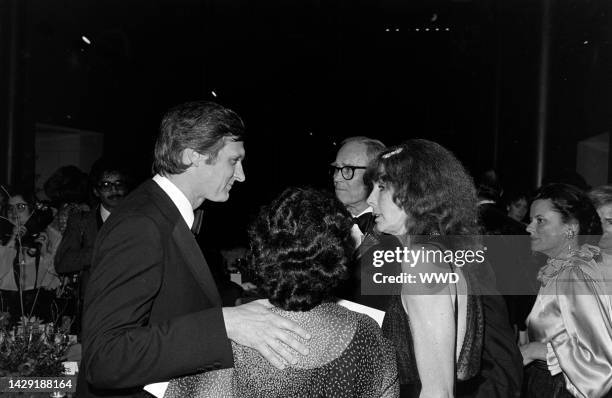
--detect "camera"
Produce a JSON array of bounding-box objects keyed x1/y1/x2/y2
[
  {"x1": 19, "y1": 203, "x2": 55, "y2": 252},
  {"x1": 0, "y1": 217, "x2": 13, "y2": 246}
]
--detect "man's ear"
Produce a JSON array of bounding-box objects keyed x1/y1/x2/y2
[{"x1": 182, "y1": 148, "x2": 209, "y2": 167}]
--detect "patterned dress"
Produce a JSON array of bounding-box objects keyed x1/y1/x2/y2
[{"x1": 164, "y1": 303, "x2": 399, "y2": 397}]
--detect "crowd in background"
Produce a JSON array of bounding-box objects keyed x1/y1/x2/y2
[{"x1": 1, "y1": 128, "x2": 612, "y2": 397}]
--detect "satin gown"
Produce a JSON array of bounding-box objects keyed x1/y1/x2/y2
[{"x1": 526, "y1": 245, "x2": 612, "y2": 398}]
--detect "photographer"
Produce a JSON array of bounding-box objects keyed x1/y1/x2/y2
[{"x1": 0, "y1": 189, "x2": 61, "y2": 324}]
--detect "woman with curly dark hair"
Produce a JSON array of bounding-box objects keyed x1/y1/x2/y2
[
  {"x1": 365, "y1": 139, "x2": 522, "y2": 397},
  {"x1": 521, "y1": 183, "x2": 612, "y2": 398},
  {"x1": 165, "y1": 187, "x2": 399, "y2": 397}
]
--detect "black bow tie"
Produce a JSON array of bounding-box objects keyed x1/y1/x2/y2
[{"x1": 353, "y1": 212, "x2": 373, "y2": 234}]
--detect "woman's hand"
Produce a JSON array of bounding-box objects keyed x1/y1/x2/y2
[
  {"x1": 519, "y1": 341, "x2": 546, "y2": 366},
  {"x1": 223, "y1": 299, "x2": 311, "y2": 370}
]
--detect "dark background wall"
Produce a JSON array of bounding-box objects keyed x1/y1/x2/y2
[{"x1": 2, "y1": 0, "x2": 612, "y2": 245}]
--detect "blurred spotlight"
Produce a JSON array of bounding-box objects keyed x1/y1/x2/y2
[
  {"x1": 211, "y1": 90, "x2": 217, "y2": 97},
  {"x1": 385, "y1": 28, "x2": 390, "y2": 32},
  {"x1": 81, "y1": 35, "x2": 91, "y2": 45}
]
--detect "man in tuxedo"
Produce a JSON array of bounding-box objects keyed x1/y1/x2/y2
[
  {"x1": 331, "y1": 137, "x2": 385, "y2": 248},
  {"x1": 331, "y1": 137, "x2": 398, "y2": 309},
  {"x1": 476, "y1": 176, "x2": 536, "y2": 338},
  {"x1": 55, "y1": 158, "x2": 130, "y2": 320},
  {"x1": 79, "y1": 101, "x2": 310, "y2": 397}
]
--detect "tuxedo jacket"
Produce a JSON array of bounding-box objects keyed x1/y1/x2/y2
[
  {"x1": 54, "y1": 208, "x2": 102, "y2": 298},
  {"x1": 338, "y1": 214, "x2": 401, "y2": 311},
  {"x1": 78, "y1": 180, "x2": 233, "y2": 398}
]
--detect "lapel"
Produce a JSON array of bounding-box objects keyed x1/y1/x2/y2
[
  {"x1": 94, "y1": 206, "x2": 103, "y2": 230},
  {"x1": 145, "y1": 180, "x2": 222, "y2": 307},
  {"x1": 89, "y1": 205, "x2": 104, "y2": 232},
  {"x1": 356, "y1": 230, "x2": 379, "y2": 260},
  {"x1": 355, "y1": 216, "x2": 379, "y2": 259},
  {"x1": 172, "y1": 223, "x2": 222, "y2": 306}
]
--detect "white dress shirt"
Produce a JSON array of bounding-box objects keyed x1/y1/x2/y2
[
  {"x1": 100, "y1": 204, "x2": 111, "y2": 223},
  {"x1": 153, "y1": 174, "x2": 195, "y2": 229},
  {"x1": 351, "y1": 206, "x2": 373, "y2": 248}
]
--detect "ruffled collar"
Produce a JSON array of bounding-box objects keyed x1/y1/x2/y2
[{"x1": 537, "y1": 244, "x2": 601, "y2": 285}]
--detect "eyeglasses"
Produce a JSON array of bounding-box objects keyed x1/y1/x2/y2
[
  {"x1": 97, "y1": 181, "x2": 127, "y2": 191},
  {"x1": 329, "y1": 165, "x2": 367, "y2": 180},
  {"x1": 7, "y1": 203, "x2": 29, "y2": 213}
]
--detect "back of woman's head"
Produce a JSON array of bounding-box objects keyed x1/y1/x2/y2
[
  {"x1": 248, "y1": 187, "x2": 353, "y2": 311},
  {"x1": 43, "y1": 165, "x2": 88, "y2": 206},
  {"x1": 533, "y1": 183, "x2": 602, "y2": 242},
  {"x1": 365, "y1": 139, "x2": 480, "y2": 238}
]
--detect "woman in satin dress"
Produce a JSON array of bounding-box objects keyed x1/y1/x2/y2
[{"x1": 521, "y1": 183, "x2": 611, "y2": 398}]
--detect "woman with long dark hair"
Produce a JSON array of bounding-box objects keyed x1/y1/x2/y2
[{"x1": 365, "y1": 139, "x2": 522, "y2": 397}]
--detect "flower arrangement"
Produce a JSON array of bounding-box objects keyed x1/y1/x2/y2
[{"x1": 0, "y1": 315, "x2": 74, "y2": 377}]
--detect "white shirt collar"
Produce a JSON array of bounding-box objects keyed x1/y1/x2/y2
[
  {"x1": 99, "y1": 204, "x2": 111, "y2": 222},
  {"x1": 354, "y1": 206, "x2": 373, "y2": 218},
  {"x1": 153, "y1": 174, "x2": 195, "y2": 229},
  {"x1": 477, "y1": 199, "x2": 496, "y2": 206},
  {"x1": 350, "y1": 207, "x2": 373, "y2": 248}
]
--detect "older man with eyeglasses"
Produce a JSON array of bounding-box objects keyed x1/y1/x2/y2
[
  {"x1": 331, "y1": 137, "x2": 400, "y2": 310},
  {"x1": 331, "y1": 137, "x2": 385, "y2": 247}
]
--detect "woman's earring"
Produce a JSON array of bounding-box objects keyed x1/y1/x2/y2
[{"x1": 566, "y1": 229, "x2": 576, "y2": 253}]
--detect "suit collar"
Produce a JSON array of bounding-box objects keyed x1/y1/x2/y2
[
  {"x1": 152, "y1": 174, "x2": 195, "y2": 229},
  {"x1": 143, "y1": 180, "x2": 222, "y2": 306},
  {"x1": 142, "y1": 180, "x2": 184, "y2": 224},
  {"x1": 172, "y1": 224, "x2": 222, "y2": 306},
  {"x1": 95, "y1": 207, "x2": 104, "y2": 230}
]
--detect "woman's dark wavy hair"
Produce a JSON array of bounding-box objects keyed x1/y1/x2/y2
[
  {"x1": 43, "y1": 165, "x2": 88, "y2": 206},
  {"x1": 364, "y1": 139, "x2": 480, "y2": 248},
  {"x1": 247, "y1": 187, "x2": 354, "y2": 311},
  {"x1": 533, "y1": 183, "x2": 602, "y2": 244}
]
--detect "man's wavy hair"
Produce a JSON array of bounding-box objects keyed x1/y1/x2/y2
[
  {"x1": 534, "y1": 183, "x2": 602, "y2": 244},
  {"x1": 248, "y1": 187, "x2": 354, "y2": 311},
  {"x1": 364, "y1": 139, "x2": 480, "y2": 246},
  {"x1": 153, "y1": 101, "x2": 245, "y2": 175}
]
